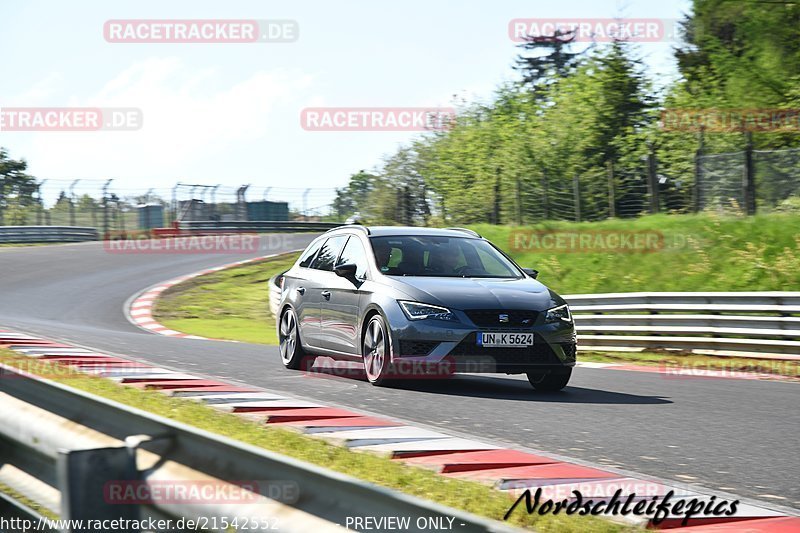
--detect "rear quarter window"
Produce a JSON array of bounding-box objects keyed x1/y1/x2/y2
[{"x1": 298, "y1": 239, "x2": 323, "y2": 268}]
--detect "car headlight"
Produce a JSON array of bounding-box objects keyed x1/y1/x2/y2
[
  {"x1": 399, "y1": 301, "x2": 456, "y2": 321},
  {"x1": 545, "y1": 304, "x2": 572, "y2": 324}
]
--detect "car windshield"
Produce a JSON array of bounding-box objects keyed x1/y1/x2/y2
[{"x1": 370, "y1": 235, "x2": 523, "y2": 278}]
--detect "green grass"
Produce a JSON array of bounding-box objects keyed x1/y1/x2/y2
[
  {"x1": 155, "y1": 252, "x2": 299, "y2": 343},
  {"x1": 471, "y1": 212, "x2": 800, "y2": 293},
  {"x1": 0, "y1": 242, "x2": 54, "y2": 247},
  {"x1": 0, "y1": 350, "x2": 638, "y2": 532},
  {"x1": 0, "y1": 481, "x2": 58, "y2": 520}
]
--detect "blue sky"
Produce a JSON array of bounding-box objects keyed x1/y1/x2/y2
[{"x1": 1, "y1": 0, "x2": 691, "y2": 208}]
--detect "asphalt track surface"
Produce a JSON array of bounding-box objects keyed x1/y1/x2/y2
[{"x1": 0, "y1": 237, "x2": 797, "y2": 509}]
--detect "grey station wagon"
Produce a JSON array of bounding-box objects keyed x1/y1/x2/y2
[{"x1": 277, "y1": 226, "x2": 576, "y2": 391}]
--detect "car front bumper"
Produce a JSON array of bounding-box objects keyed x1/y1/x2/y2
[{"x1": 384, "y1": 305, "x2": 577, "y2": 374}]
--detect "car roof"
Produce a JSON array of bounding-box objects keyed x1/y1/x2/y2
[{"x1": 325, "y1": 225, "x2": 481, "y2": 238}]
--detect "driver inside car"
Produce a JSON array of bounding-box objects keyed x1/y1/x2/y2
[{"x1": 429, "y1": 243, "x2": 464, "y2": 275}]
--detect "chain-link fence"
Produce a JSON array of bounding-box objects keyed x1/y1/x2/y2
[
  {"x1": 1, "y1": 145, "x2": 798, "y2": 231},
  {"x1": 754, "y1": 148, "x2": 800, "y2": 212},
  {"x1": 506, "y1": 144, "x2": 799, "y2": 224},
  {"x1": 501, "y1": 157, "x2": 692, "y2": 225},
  {"x1": 0, "y1": 180, "x2": 339, "y2": 233}
]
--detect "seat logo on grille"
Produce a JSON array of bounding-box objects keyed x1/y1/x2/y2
[{"x1": 498, "y1": 313, "x2": 510, "y2": 323}]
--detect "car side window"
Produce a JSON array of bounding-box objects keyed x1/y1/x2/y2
[
  {"x1": 298, "y1": 239, "x2": 324, "y2": 268},
  {"x1": 310, "y1": 235, "x2": 348, "y2": 271},
  {"x1": 337, "y1": 236, "x2": 370, "y2": 279}
]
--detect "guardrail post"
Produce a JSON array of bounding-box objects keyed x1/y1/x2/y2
[{"x1": 57, "y1": 446, "x2": 140, "y2": 528}]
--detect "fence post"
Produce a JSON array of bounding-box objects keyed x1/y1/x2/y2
[
  {"x1": 0, "y1": 177, "x2": 4, "y2": 225},
  {"x1": 102, "y1": 179, "x2": 113, "y2": 238},
  {"x1": 743, "y1": 132, "x2": 756, "y2": 215},
  {"x1": 170, "y1": 183, "x2": 180, "y2": 226},
  {"x1": 606, "y1": 160, "x2": 616, "y2": 218},
  {"x1": 693, "y1": 127, "x2": 705, "y2": 213},
  {"x1": 542, "y1": 170, "x2": 550, "y2": 220},
  {"x1": 237, "y1": 184, "x2": 250, "y2": 221},
  {"x1": 573, "y1": 175, "x2": 581, "y2": 222},
  {"x1": 646, "y1": 149, "x2": 660, "y2": 214},
  {"x1": 515, "y1": 176, "x2": 522, "y2": 225},
  {"x1": 404, "y1": 185, "x2": 412, "y2": 225},
  {"x1": 69, "y1": 179, "x2": 80, "y2": 226},
  {"x1": 37, "y1": 179, "x2": 47, "y2": 226},
  {"x1": 492, "y1": 168, "x2": 501, "y2": 225}
]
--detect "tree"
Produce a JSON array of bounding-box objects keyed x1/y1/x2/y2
[
  {"x1": 0, "y1": 148, "x2": 38, "y2": 225},
  {"x1": 675, "y1": 0, "x2": 800, "y2": 107},
  {"x1": 332, "y1": 170, "x2": 377, "y2": 219},
  {"x1": 514, "y1": 29, "x2": 584, "y2": 93}
]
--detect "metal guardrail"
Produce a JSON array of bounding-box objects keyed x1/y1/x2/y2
[
  {"x1": 0, "y1": 226, "x2": 99, "y2": 244},
  {"x1": 268, "y1": 279, "x2": 799, "y2": 358},
  {"x1": 179, "y1": 221, "x2": 340, "y2": 233},
  {"x1": 0, "y1": 364, "x2": 516, "y2": 532},
  {"x1": 566, "y1": 292, "x2": 800, "y2": 358}
]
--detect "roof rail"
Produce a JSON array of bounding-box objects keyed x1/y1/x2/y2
[
  {"x1": 445, "y1": 227, "x2": 481, "y2": 238},
  {"x1": 325, "y1": 224, "x2": 371, "y2": 235}
]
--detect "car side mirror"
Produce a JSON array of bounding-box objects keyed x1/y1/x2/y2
[
  {"x1": 522, "y1": 268, "x2": 539, "y2": 279},
  {"x1": 334, "y1": 263, "x2": 358, "y2": 278}
]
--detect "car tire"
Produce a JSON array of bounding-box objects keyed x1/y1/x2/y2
[
  {"x1": 526, "y1": 368, "x2": 572, "y2": 391},
  {"x1": 279, "y1": 307, "x2": 305, "y2": 370},
  {"x1": 363, "y1": 314, "x2": 393, "y2": 386}
]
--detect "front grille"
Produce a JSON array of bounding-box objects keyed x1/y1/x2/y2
[
  {"x1": 465, "y1": 309, "x2": 540, "y2": 328},
  {"x1": 399, "y1": 340, "x2": 440, "y2": 357}
]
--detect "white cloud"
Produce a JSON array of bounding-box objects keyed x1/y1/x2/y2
[
  {"x1": 9, "y1": 72, "x2": 64, "y2": 105},
  {"x1": 18, "y1": 57, "x2": 313, "y2": 184}
]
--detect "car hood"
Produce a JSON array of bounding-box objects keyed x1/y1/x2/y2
[{"x1": 386, "y1": 276, "x2": 563, "y2": 312}]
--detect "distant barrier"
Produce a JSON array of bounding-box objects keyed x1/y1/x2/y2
[
  {"x1": 0, "y1": 222, "x2": 338, "y2": 244},
  {"x1": 0, "y1": 225, "x2": 99, "y2": 243},
  {"x1": 177, "y1": 221, "x2": 340, "y2": 233}
]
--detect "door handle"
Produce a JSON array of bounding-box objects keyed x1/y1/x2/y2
[
  {"x1": 296, "y1": 286, "x2": 305, "y2": 295},
  {"x1": 321, "y1": 290, "x2": 331, "y2": 300}
]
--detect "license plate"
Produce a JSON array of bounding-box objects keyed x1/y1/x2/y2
[{"x1": 478, "y1": 332, "x2": 534, "y2": 347}]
